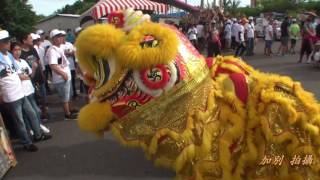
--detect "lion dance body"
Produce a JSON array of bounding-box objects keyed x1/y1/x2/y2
[{"x1": 75, "y1": 9, "x2": 320, "y2": 180}]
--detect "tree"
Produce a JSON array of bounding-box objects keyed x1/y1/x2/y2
[
  {"x1": 0, "y1": 0, "x2": 38, "y2": 38},
  {"x1": 55, "y1": 0, "x2": 96, "y2": 15},
  {"x1": 224, "y1": 0, "x2": 241, "y2": 16}
]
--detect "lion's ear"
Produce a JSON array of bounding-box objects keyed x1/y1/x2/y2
[{"x1": 116, "y1": 22, "x2": 179, "y2": 69}]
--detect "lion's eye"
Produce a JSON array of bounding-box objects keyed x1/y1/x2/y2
[{"x1": 140, "y1": 35, "x2": 159, "y2": 48}]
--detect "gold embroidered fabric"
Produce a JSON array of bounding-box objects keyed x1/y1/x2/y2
[{"x1": 113, "y1": 67, "x2": 212, "y2": 142}]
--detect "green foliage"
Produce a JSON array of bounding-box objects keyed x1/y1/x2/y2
[
  {"x1": 238, "y1": 7, "x2": 261, "y2": 17},
  {"x1": 55, "y1": 0, "x2": 96, "y2": 15},
  {"x1": 0, "y1": 0, "x2": 38, "y2": 38},
  {"x1": 224, "y1": 0, "x2": 241, "y2": 16},
  {"x1": 230, "y1": 0, "x2": 320, "y2": 17}
]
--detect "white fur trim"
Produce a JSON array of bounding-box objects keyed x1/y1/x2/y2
[{"x1": 164, "y1": 63, "x2": 177, "y2": 91}]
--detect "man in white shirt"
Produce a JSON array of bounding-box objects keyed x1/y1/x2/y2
[
  {"x1": 265, "y1": 20, "x2": 274, "y2": 56},
  {"x1": 246, "y1": 17, "x2": 255, "y2": 56},
  {"x1": 60, "y1": 31, "x2": 78, "y2": 99},
  {"x1": 187, "y1": 25, "x2": 198, "y2": 47},
  {"x1": 224, "y1": 20, "x2": 232, "y2": 50},
  {"x1": 196, "y1": 22, "x2": 204, "y2": 51},
  {"x1": 231, "y1": 18, "x2": 238, "y2": 49},
  {"x1": 36, "y1": 29, "x2": 52, "y2": 94},
  {"x1": 47, "y1": 29, "x2": 76, "y2": 120},
  {"x1": 0, "y1": 30, "x2": 51, "y2": 152},
  {"x1": 235, "y1": 18, "x2": 247, "y2": 57}
]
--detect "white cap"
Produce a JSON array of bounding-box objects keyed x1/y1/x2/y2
[
  {"x1": 31, "y1": 33, "x2": 40, "y2": 40},
  {"x1": 50, "y1": 29, "x2": 62, "y2": 39},
  {"x1": 0, "y1": 30, "x2": 10, "y2": 41},
  {"x1": 75, "y1": 27, "x2": 82, "y2": 34},
  {"x1": 36, "y1": 29, "x2": 45, "y2": 35},
  {"x1": 226, "y1": 19, "x2": 232, "y2": 24},
  {"x1": 292, "y1": 18, "x2": 297, "y2": 22},
  {"x1": 248, "y1": 16, "x2": 254, "y2": 20},
  {"x1": 60, "y1": 30, "x2": 66, "y2": 36}
]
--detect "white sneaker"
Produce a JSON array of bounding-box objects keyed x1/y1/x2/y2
[{"x1": 40, "y1": 124, "x2": 50, "y2": 134}]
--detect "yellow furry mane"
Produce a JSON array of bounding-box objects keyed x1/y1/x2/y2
[
  {"x1": 75, "y1": 24, "x2": 125, "y2": 74},
  {"x1": 116, "y1": 22, "x2": 179, "y2": 69}
]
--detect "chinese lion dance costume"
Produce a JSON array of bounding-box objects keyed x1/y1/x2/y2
[{"x1": 75, "y1": 9, "x2": 320, "y2": 180}]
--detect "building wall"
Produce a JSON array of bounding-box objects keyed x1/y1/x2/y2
[{"x1": 35, "y1": 16, "x2": 80, "y2": 35}]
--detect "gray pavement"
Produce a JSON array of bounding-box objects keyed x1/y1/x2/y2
[{"x1": 4, "y1": 40, "x2": 320, "y2": 180}]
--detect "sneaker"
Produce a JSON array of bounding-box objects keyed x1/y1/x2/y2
[
  {"x1": 24, "y1": 144, "x2": 38, "y2": 152},
  {"x1": 70, "y1": 109, "x2": 79, "y2": 114},
  {"x1": 34, "y1": 134, "x2": 52, "y2": 142},
  {"x1": 65, "y1": 113, "x2": 77, "y2": 120},
  {"x1": 40, "y1": 124, "x2": 50, "y2": 134}
]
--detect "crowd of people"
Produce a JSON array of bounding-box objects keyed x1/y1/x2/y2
[
  {"x1": 179, "y1": 11, "x2": 320, "y2": 65},
  {"x1": 0, "y1": 26, "x2": 87, "y2": 152}
]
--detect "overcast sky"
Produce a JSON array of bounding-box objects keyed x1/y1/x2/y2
[{"x1": 28, "y1": 0, "x2": 251, "y2": 16}]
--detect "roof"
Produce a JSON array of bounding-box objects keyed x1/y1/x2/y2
[{"x1": 37, "y1": 14, "x2": 80, "y2": 23}]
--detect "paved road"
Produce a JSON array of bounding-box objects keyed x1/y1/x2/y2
[{"x1": 4, "y1": 41, "x2": 320, "y2": 180}]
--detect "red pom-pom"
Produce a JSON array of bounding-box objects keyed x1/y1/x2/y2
[{"x1": 108, "y1": 12, "x2": 124, "y2": 28}]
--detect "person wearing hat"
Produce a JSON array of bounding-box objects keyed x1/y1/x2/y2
[
  {"x1": 224, "y1": 19, "x2": 232, "y2": 50},
  {"x1": 36, "y1": 30, "x2": 52, "y2": 94},
  {"x1": 234, "y1": 18, "x2": 248, "y2": 57},
  {"x1": 32, "y1": 34, "x2": 46, "y2": 73},
  {"x1": 265, "y1": 19, "x2": 274, "y2": 56},
  {"x1": 245, "y1": 16, "x2": 255, "y2": 56},
  {"x1": 299, "y1": 14, "x2": 316, "y2": 63},
  {"x1": 231, "y1": 18, "x2": 238, "y2": 49},
  {"x1": 75, "y1": 27, "x2": 82, "y2": 36},
  {"x1": 0, "y1": 30, "x2": 51, "y2": 152},
  {"x1": 289, "y1": 18, "x2": 300, "y2": 54},
  {"x1": 60, "y1": 30, "x2": 79, "y2": 99},
  {"x1": 47, "y1": 29, "x2": 77, "y2": 120}
]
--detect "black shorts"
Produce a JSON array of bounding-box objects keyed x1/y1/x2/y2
[
  {"x1": 281, "y1": 36, "x2": 289, "y2": 45},
  {"x1": 291, "y1": 39, "x2": 297, "y2": 45}
]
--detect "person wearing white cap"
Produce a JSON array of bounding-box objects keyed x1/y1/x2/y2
[
  {"x1": 0, "y1": 30, "x2": 50, "y2": 152},
  {"x1": 60, "y1": 30, "x2": 79, "y2": 99},
  {"x1": 75, "y1": 27, "x2": 82, "y2": 35},
  {"x1": 47, "y1": 29, "x2": 76, "y2": 120},
  {"x1": 19, "y1": 32, "x2": 48, "y2": 120},
  {"x1": 32, "y1": 34, "x2": 46, "y2": 72},
  {"x1": 231, "y1": 18, "x2": 239, "y2": 49},
  {"x1": 224, "y1": 19, "x2": 232, "y2": 50},
  {"x1": 36, "y1": 30, "x2": 52, "y2": 95},
  {"x1": 246, "y1": 16, "x2": 255, "y2": 56}
]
